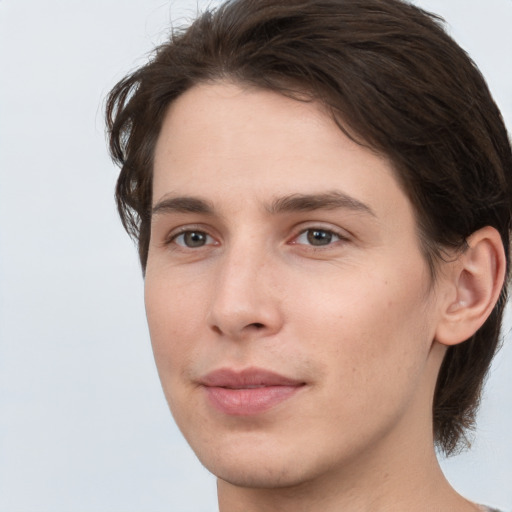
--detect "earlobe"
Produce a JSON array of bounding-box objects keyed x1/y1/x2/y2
[{"x1": 435, "y1": 226, "x2": 506, "y2": 347}]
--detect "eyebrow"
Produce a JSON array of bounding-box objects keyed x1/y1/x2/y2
[
  {"x1": 152, "y1": 191, "x2": 375, "y2": 217},
  {"x1": 152, "y1": 196, "x2": 215, "y2": 216},
  {"x1": 267, "y1": 191, "x2": 375, "y2": 216}
]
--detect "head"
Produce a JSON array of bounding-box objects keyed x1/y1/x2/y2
[{"x1": 106, "y1": 0, "x2": 512, "y2": 462}]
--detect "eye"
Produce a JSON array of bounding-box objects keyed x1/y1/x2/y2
[
  {"x1": 294, "y1": 228, "x2": 342, "y2": 247},
  {"x1": 172, "y1": 230, "x2": 215, "y2": 248}
]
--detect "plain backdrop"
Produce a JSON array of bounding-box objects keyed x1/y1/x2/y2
[{"x1": 0, "y1": 1, "x2": 511, "y2": 511}]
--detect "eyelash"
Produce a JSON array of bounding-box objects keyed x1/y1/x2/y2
[
  {"x1": 166, "y1": 227, "x2": 217, "y2": 249},
  {"x1": 165, "y1": 225, "x2": 347, "y2": 251},
  {"x1": 291, "y1": 227, "x2": 343, "y2": 249},
  {"x1": 290, "y1": 226, "x2": 348, "y2": 249}
]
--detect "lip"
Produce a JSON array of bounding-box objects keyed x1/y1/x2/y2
[{"x1": 199, "y1": 367, "x2": 306, "y2": 416}]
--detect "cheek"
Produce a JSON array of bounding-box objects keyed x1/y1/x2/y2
[
  {"x1": 144, "y1": 272, "x2": 204, "y2": 372},
  {"x1": 144, "y1": 274, "x2": 208, "y2": 425},
  {"x1": 292, "y1": 263, "x2": 434, "y2": 390}
]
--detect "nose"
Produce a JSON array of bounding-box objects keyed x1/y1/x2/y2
[{"x1": 207, "y1": 242, "x2": 284, "y2": 341}]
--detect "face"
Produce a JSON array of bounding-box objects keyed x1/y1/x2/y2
[{"x1": 146, "y1": 82, "x2": 447, "y2": 490}]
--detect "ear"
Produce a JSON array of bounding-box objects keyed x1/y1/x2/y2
[{"x1": 435, "y1": 226, "x2": 506, "y2": 347}]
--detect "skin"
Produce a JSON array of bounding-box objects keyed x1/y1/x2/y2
[{"x1": 145, "y1": 82, "x2": 487, "y2": 512}]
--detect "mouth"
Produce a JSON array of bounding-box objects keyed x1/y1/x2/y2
[{"x1": 199, "y1": 367, "x2": 306, "y2": 416}]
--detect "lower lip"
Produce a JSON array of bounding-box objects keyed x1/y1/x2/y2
[{"x1": 204, "y1": 385, "x2": 303, "y2": 416}]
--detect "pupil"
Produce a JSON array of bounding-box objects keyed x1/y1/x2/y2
[
  {"x1": 307, "y1": 229, "x2": 332, "y2": 246},
  {"x1": 184, "y1": 231, "x2": 206, "y2": 247}
]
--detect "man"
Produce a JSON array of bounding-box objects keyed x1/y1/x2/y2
[{"x1": 106, "y1": 0, "x2": 511, "y2": 510}]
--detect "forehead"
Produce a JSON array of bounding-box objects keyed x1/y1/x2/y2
[{"x1": 152, "y1": 81, "x2": 412, "y2": 227}]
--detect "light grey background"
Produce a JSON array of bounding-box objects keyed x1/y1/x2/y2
[{"x1": 0, "y1": 1, "x2": 511, "y2": 511}]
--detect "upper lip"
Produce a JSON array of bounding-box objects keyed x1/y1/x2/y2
[{"x1": 199, "y1": 367, "x2": 305, "y2": 389}]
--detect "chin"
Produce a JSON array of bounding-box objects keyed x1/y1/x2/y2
[
  {"x1": 187, "y1": 428, "x2": 340, "y2": 491},
  {"x1": 205, "y1": 454, "x2": 312, "y2": 490}
]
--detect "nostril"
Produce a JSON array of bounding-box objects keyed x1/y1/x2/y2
[
  {"x1": 212, "y1": 325, "x2": 223, "y2": 335},
  {"x1": 210, "y1": 322, "x2": 265, "y2": 335}
]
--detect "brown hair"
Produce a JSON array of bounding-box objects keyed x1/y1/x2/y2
[{"x1": 105, "y1": 0, "x2": 512, "y2": 454}]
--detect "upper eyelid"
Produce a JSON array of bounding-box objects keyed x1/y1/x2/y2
[
  {"x1": 290, "y1": 222, "x2": 352, "y2": 240},
  {"x1": 168, "y1": 225, "x2": 204, "y2": 237},
  {"x1": 291, "y1": 228, "x2": 345, "y2": 246},
  {"x1": 166, "y1": 223, "x2": 214, "y2": 237},
  {"x1": 296, "y1": 227, "x2": 343, "y2": 237}
]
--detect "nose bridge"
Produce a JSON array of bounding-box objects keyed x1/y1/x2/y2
[{"x1": 208, "y1": 234, "x2": 282, "y2": 338}]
